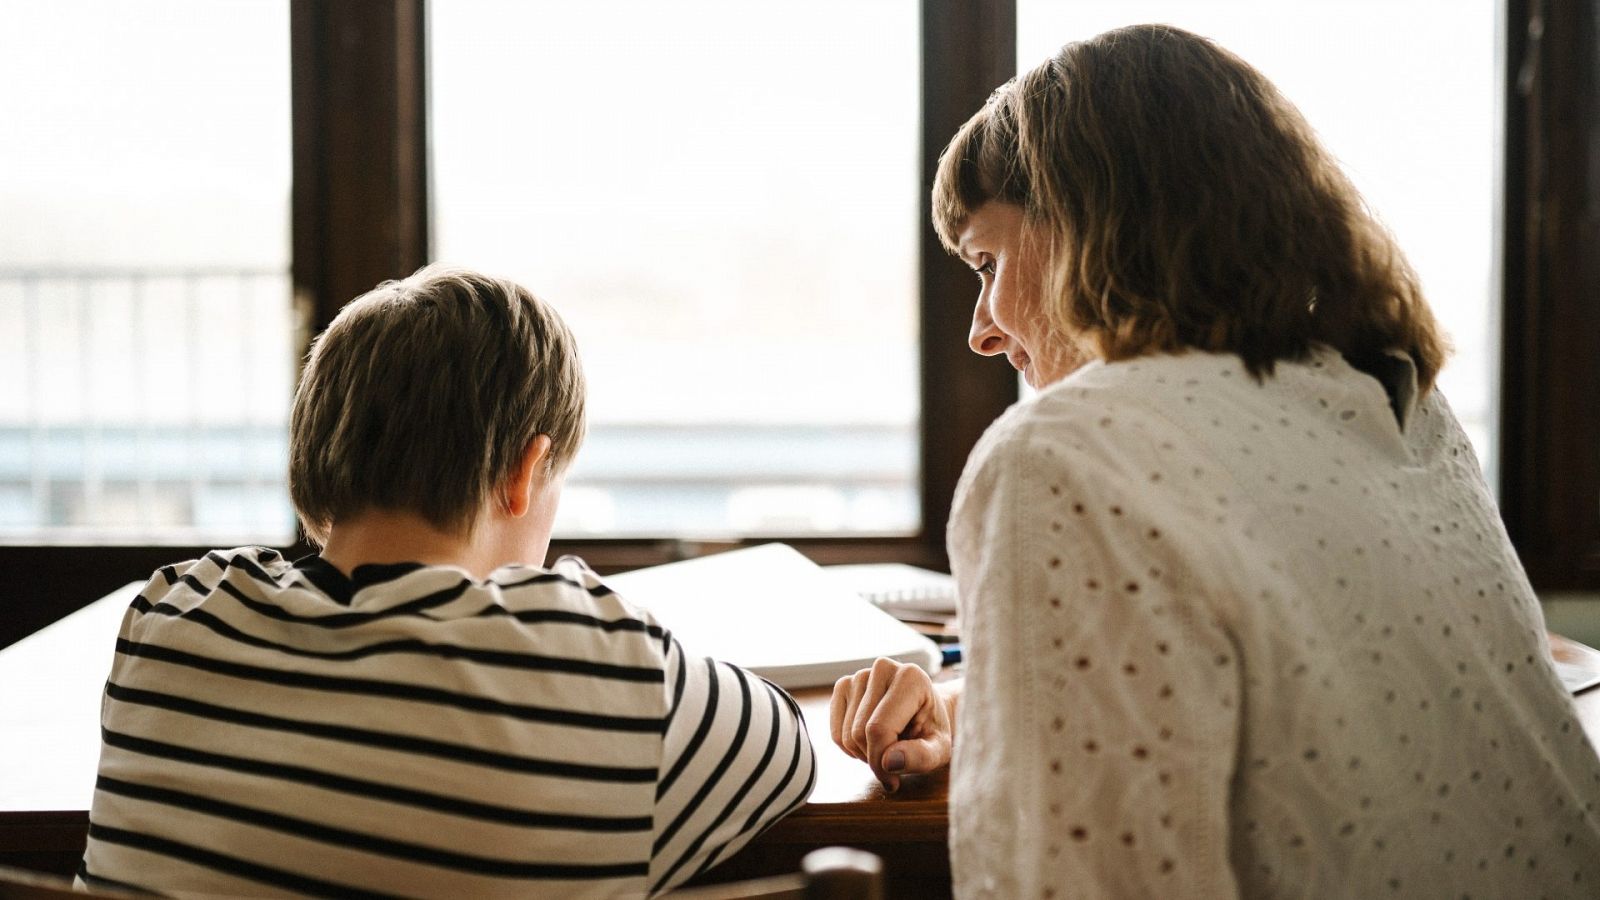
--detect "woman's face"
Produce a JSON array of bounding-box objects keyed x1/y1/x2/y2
[{"x1": 955, "y1": 201, "x2": 1082, "y2": 388}]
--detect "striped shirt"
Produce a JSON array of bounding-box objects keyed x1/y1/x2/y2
[{"x1": 78, "y1": 548, "x2": 816, "y2": 898}]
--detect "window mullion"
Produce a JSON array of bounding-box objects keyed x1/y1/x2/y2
[
  {"x1": 291, "y1": 0, "x2": 430, "y2": 342},
  {"x1": 920, "y1": 0, "x2": 1021, "y2": 567}
]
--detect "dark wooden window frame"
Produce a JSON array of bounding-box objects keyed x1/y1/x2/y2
[
  {"x1": 1499, "y1": 0, "x2": 1600, "y2": 590},
  {"x1": 5, "y1": 0, "x2": 1595, "y2": 649}
]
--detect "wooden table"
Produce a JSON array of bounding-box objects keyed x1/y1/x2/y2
[
  {"x1": 4, "y1": 586, "x2": 1599, "y2": 898},
  {"x1": 0, "y1": 584, "x2": 951, "y2": 895}
]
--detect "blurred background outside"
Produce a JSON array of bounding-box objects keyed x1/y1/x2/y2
[{"x1": 0, "y1": 0, "x2": 1497, "y2": 545}]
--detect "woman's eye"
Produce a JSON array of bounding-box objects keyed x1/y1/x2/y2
[{"x1": 972, "y1": 260, "x2": 995, "y2": 279}]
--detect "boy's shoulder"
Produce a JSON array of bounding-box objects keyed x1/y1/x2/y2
[
  {"x1": 122, "y1": 549, "x2": 676, "y2": 712},
  {"x1": 486, "y1": 554, "x2": 670, "y2": 640},
  {"x1": 136, "y1": 546, "x2": 290, "y2": 609},
  {"x1": 136, "y1": 548, "x2": 668, "y2": 654}
]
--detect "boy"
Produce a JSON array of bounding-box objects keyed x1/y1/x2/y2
[{"x1": 78, "y1": 266, "x2": 816, "y2": 898}]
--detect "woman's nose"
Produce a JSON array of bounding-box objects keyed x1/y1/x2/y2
[{"x1": 969, "y1": 298, "x2": 1006, "y2": 356}]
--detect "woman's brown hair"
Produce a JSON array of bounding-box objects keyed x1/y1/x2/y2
[{"x1": 932, "y1": 24, "x2": 1449, "y2": 389}]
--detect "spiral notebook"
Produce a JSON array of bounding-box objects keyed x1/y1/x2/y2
[
  {"x1": 821, "y1": 562, "x2": 958, "y2": 619},
  {"x1": 604, "y1": 543, "x2": 942, "y2": 689}
]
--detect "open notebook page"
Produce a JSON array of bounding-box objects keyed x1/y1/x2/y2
[{"x1": 604, "y1": 543, "x2": 941, "y2": 690}]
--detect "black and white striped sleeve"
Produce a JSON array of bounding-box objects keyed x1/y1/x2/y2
[{"x1": 647, "y1": 637, "x2": 816, "y2": 894}]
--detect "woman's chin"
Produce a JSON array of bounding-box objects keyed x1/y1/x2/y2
[{"x1": 1022, "y1": 362, "x2": 1055, "y2": 390}]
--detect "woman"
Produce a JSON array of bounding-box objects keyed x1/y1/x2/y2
[{"x1": 831, "y1": 24, "x2": 1600, "y2": 898}]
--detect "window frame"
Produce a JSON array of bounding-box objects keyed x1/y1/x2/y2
[
  {"x1": 1498, "y1": 0, "x2": 1600, "y2": 589},
  {"x1": 5, "y1": 0, "x2": 1595, "y2": 650}
]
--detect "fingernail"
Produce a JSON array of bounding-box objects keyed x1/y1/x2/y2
[{"x1": 885, "y1": 749, "x2": 906, "y2": 772}]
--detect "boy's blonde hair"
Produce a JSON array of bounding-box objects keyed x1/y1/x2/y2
[
  {"x1": 933, "y1": 24, "x2": 1449, "y2": 389},
  {"x1": 289, "y1": 265, "x2": 586, "y2": 545}
]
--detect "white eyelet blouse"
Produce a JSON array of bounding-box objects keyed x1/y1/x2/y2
[{"x1": 947, "y1": 347, "x2": 1600, "y2": 899}]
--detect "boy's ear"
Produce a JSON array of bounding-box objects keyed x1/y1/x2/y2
[{"x1": 503, "y1": 434, "x2": 554, "y2": 518}]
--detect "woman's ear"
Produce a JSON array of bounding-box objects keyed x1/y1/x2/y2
[{"x1": 502, "y1": 434, "x2": 554, "y2": 518}]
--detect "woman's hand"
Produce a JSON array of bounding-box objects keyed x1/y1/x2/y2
[{"x1": 829, "y1": 658, "x2": 957, "y2": 792}]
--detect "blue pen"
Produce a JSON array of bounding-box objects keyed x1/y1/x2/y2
[{"x1": 941, "y1": 644, "x2": 963, "y2": 666}]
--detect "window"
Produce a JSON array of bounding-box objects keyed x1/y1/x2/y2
[
  {"x1": 0, "y1": 0, "x2": 295, "y2": 545},
  {"x1": 429, "y1": 1, "x2": 922, "y2": 537}
]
